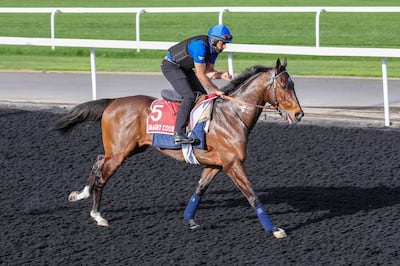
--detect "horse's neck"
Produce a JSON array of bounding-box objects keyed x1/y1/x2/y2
[
  {"x1": 230, "y1": 72, "x2": 266, "y2": 106},
  {"x1": 222, "y1": 73, "x2": 267, "y2": 131}
]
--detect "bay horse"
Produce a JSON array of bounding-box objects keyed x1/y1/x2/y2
[{"x1": 55, "y1": 58, "x2": 304, "y2": 239}]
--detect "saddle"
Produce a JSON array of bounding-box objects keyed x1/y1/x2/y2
[
  {"x1": 147, "y1": 89, "x2": 218, "y2": 150},
  {"x1": 161, "y1": 89, "x2": 210, "y2": 105}
]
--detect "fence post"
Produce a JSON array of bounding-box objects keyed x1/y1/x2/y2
[
  {"x1": 381, "y1": 57, "x2": 391, "y2": 126},
  {"x1": 136, "y1": 9, "x2": 146, "y2": 52},
  {"x1": 315, "y1": 9, "x2": 325, "y2": 47},
  {"x1": 219, "y1": 8, "x2": 231, "y2": 77},
  {"x1": 50, "y1": 9, "x2": 61, "y2": 50},
  {"x1": 227, "y1": 52, "x2": 234, "y2": 78},
  {"x1": 218, "y1": 8, "x2": 229, "y2": 24},
  {"x1": 90, "y1": 48, "x2": 97, "y2": 100}
]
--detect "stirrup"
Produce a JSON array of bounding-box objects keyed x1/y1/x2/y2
[{"x1": 174, "y1": 133, "x2": 199, "y2": 145}]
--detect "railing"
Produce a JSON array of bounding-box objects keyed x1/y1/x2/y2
[
  {"x1": 0, "y1": 7, "x2": 400, "y2": 126},
  {"x1": 2, "y1": 7, "x2": 400, "y2": 49}
]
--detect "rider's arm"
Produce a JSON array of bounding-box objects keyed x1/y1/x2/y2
[
  {"x1": 205, "y1": 64, "x2": 232, "y2": 81},
  {"x1": 194, "y1": 62, "x2": 224, "y2": 95},
  {"x1": 189, "y1": 40, "x2": 229, "y2": 95}
]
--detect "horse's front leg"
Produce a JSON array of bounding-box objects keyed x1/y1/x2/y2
[
  {"x1": 225, "y1": 161, "x2": 287, "y2": 239},
  {"x1": 68, "y1": 155, "x2": 104, "y2": 202},
  {"x1": 184, "y1": 166, "x2": 221, "y2": 230}
]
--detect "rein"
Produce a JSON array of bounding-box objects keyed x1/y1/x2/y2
[{"x1": 221, "y1": 95, "x2": 278, "y2": 112}]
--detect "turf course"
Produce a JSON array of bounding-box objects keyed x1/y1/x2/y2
[{"x1": 0, "y1": 0, "x2": 399, "y2": 77}]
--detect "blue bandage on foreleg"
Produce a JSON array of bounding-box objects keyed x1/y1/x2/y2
[
  {"x1": 184, "y1": 194, "x2": 201, "y2": 220},
  {"x1": 255, "y1": 203, "x2": 275, "y2": 232}
]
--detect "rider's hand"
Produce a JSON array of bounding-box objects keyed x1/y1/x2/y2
[
  {"x1": 215, "y1": 90, "x2": 225, "y2": 96},
  {"x1": 221, "y1": 72, "x2": 232, "y2": 81}
]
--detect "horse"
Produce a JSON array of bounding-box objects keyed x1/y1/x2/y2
[{"x1": 55, "y1": 58, "x2": 304, "y2": 239}]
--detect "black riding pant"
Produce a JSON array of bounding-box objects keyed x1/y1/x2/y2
[{"x1": 161, "y1": 59, "x2": 207, "y2": 134}]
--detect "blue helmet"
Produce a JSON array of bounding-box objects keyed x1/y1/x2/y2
[{"x1": 207, "y1": 24, "x2": 233, "y2": 43}]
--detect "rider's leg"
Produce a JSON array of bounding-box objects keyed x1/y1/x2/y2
[
  {"x1": 161, "y1": 60, "x2": 197, "y2": 143},
  {"x1": 175, "y1": 69, "x2": 208, "y2": 142},
  {"x1": 175, "y1": 97, "x2": 195, "y2": 136}
]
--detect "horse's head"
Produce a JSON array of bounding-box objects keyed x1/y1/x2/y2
[{"x1": 265, "y1": 58, "x2": 304, "y2": 123}]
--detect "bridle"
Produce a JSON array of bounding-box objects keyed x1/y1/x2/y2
[{"x1": 267, "y1": 70, "x2": 289, "y2": 111}]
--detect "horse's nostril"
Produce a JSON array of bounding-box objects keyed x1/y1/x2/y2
[{"x1": 295, "y1": 112, "x2": 304, "y2": 121}]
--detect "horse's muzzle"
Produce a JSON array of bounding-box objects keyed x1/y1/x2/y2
[{"x1": 294, "y1": 112, "x2": 304, "y2": 122}]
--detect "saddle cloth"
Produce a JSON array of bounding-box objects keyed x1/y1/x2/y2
[{"x1": 147, "y1": 93, "x2": 217, "y2": 150}]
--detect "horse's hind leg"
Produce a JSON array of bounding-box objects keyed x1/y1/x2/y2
[
  {"x1": 184, "y1": 166, "x2": 221, "y2": 230},
  {"x1": 89, "y1": 153, "x2": 127, "y2": 227},
  {"x1": 68, "y1": 155, "x2": 104, "y2": 202}
]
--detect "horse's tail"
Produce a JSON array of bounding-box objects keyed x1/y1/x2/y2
[{"x1": 54, "y1": 98, "x2": 114, "y2": 133}]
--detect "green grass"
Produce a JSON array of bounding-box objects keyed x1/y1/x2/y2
[{"x1": 0, "y1": 0, "x2": 399, "y2": 77}]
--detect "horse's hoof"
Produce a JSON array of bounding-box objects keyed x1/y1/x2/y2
[
  {"x1": 188, "y1": 219, "x2": 200, "y2": 230},
  {"x1": 90, "y1": 211, "x2": 109, "y2": 227},
  {"x1": 96, "y1": 219, "x2": 109, "y2": 227},
  {"x1": 273, "y1": 227, "x2": 287, "y2": 239},
  {"x1": 68, "y1": 191, "x2": 79, "y2": 202}
]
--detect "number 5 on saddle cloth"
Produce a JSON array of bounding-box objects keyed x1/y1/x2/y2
[{"x1": 147, "y1": 90, "x2": 218, "y2": 150}]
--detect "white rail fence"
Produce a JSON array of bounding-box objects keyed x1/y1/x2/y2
[{"x1": 0, "y1": 7, "x2": 400, "y2": 126}]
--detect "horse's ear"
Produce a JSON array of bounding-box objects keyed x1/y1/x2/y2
[
  {"x1": 275, "y1": 58, "x2": 281, "y2": 70},
  {"x1": 282, "y1": 57, "x2": 288, "y2": 68},
  {"x1": 276, "y1": 57, "x2": 287, "y2": 73}
]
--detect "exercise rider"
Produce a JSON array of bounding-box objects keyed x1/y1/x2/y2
[{"x1": 161, "y1": 24, "x2": 233, "y2": 145}]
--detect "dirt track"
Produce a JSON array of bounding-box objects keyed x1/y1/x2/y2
[{"x1": 1, "y1": 107, "x2": 399, "y2": 265}]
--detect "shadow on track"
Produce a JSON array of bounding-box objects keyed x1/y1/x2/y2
[{"x1": 261, "y1": 186, "x2": 400, "y2": 229}]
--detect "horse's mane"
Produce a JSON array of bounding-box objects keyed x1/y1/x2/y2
[{"x1": 221, "y1": 65, "x2": 272, "y2": 94}]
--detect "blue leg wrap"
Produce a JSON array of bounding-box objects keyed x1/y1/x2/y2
[
  {"x1": 255, "y1": 203, "x2": 275, "y2": 232},
  {"x1": 184, "y1": 194, "x2": 201, "y2": 220}
]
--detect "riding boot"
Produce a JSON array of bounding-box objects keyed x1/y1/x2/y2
[{"x1": 174, "y1": 98, "x2": 196, "y2": 145}]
